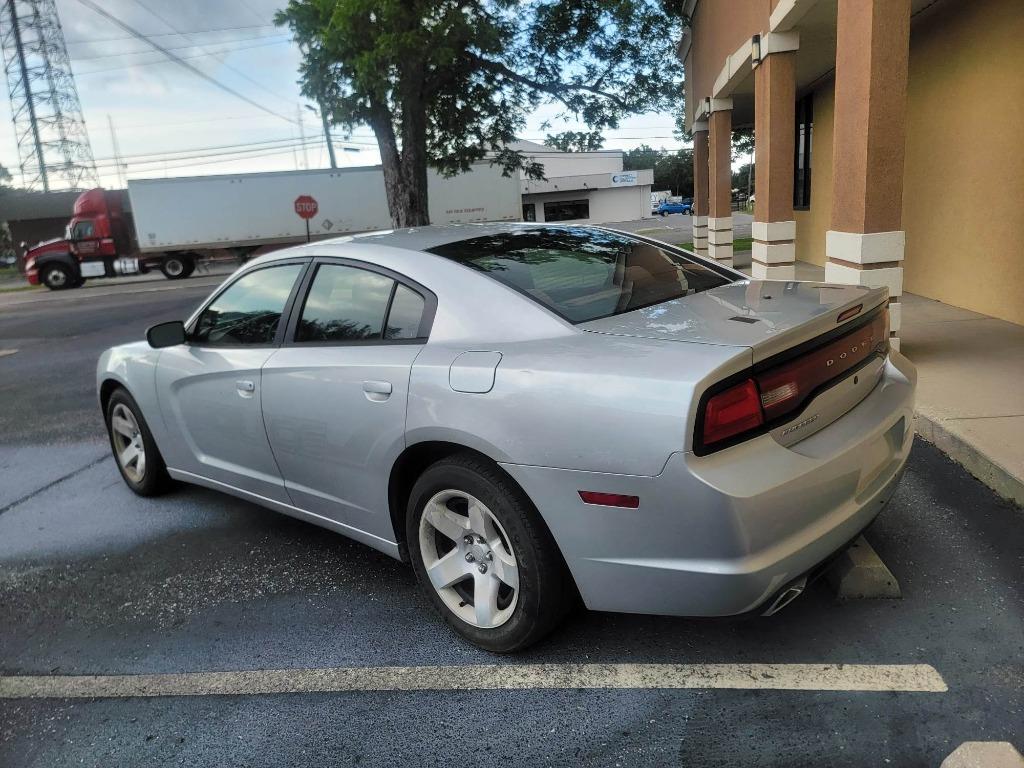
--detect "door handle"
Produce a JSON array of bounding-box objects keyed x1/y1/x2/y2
[
  {"x1": 362, "y1": 380, "x2": 392, "y2": 402},
  {"x1": 236, "y1": 379, "x2": 256, "y2": 398}
]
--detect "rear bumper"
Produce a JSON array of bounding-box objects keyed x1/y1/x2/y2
[{"x1": 501, "y1": 350, "x2": 917, "y2": 617}]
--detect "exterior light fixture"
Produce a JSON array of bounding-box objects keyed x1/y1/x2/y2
[
  {"x1": 702, "y1": 97, "x2": 711, "y2": 117},
  {"x1": 751, "y1": 34, "x2": 762, "y2": 67}
]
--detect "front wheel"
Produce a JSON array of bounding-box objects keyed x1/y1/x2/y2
[
  {"x1": 105, "y1": 388, "x2": 172, "y2": 496},
  {"x1": 407, "y1": 454, "x2": 573, "y2": 653},
  {"x1": 41, "y1": 263, "x2": 76, "y2": 290}
]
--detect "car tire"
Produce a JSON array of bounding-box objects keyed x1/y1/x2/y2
[
  {"x1": 41, "y1": 262, "x2": 75, "y2": 290},
  {"x1": 407, "y1": 454, "x2": 573, "y2": 653},
  {"x1": 160, "y1": 255, "x2": 190, "y2": 280},
  {"x1": 105, "y1": 387, "x2": 172, "y2": 497}
]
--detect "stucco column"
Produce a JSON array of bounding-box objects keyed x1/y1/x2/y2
[
  {"x1": 707, "y1": 99, "x2": 733, "y2": 266},
  {"x1": 825, "y1": 0, "x2": 911, "y2": 349},
  {"x1": 691, "y1": 124, "x2": 709, "y2": 258},
  {"x1": 752, "y1": 34, "x2": 799, "y2": 280}
]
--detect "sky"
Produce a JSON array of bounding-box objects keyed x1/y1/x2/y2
[{"x1": 0, "y1": 0, "x2": 689, "y2": 191}]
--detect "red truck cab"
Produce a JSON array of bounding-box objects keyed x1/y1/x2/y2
[
  {"x1": 67, "y1": 188, "x2": 125, "y2": 261},
  {"x1": 24, "y1": 188, "x2": 196, "y2": 290}
]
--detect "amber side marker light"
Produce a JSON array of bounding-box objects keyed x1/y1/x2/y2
[
  {"x1": 837, "y1": 304, "x2": 863, "y2": 323},
  {"x1": 578, "y1": 491, "x2": 640, "y2": 509}
]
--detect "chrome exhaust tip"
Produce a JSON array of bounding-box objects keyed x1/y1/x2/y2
[{"x1": 762, "y1": 576, "x2": 808, "y2": 616}]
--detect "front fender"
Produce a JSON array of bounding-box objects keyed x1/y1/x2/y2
[{"x1": 96, "y1": 343, "x2": 164, "y2": 442}]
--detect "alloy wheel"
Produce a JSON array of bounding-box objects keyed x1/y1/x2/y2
[
  {"x1": 418, "y1": 489, "x2": 519, "y2": 629},
  {"x1": 110, "y1": 403, "x2": 146, "y2": 483}
]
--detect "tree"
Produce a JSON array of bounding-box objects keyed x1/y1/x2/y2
[
  {"x1": 622, "y1": 144, "x2": 662, "y2": 172},
  {"x1": 622, "y1": 145, "x2": 692, "y2": 196},
  {"x1": 276, "y1": 1, "x2": 685, "y2": 227},
  {"x1": 545, "y1": 130, "x2": 605, "y2": 152},
  {"x1": 653, "y1": 148, "x2": 693, "y2": 197}
]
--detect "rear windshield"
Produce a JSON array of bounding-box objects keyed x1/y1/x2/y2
[{"x1": 427, "y1": 227, "x2": 733, "y2": 324}]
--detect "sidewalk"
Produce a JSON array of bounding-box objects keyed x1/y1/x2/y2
[{"x1": 740, "y1": 259, "x2": 1024, "y2": 505}]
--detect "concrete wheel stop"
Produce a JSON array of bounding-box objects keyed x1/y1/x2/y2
[{"x1": 825, "y1": 536, "x2": 902, "y2": 599}]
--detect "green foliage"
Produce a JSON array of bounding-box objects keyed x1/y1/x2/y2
[
  {"x1": 623, "y1": 144, "x2": 693, "y2": 197},
  {"x1": 0, "y1": 162, "x2": 11, "y2": 188},
  {"x1": 545, "y1": 130, "x2": 605, "y2": 152},
  {"x1": 732, "y1": 127, "x2": 754, "y2": 161},
  {"x1": 276, "y1": 0, "x2": 685, "y2": 224},
  {"x1": 732, "y1": 161, "x2": 754, "y2": 191}
]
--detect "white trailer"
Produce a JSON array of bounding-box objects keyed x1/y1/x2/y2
[{"x1": 127, "y1": 162, "x2": 522, "y2": 253}]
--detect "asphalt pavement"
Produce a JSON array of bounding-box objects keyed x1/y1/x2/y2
[{"x1": 0, "y1": 266, "x2": 1021, "y2": 767}]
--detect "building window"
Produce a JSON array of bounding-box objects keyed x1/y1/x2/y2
[
  {"x1": 522, "y1": 203, "x2": 536, "y2": 222},
  {"x1": 543, "y1": 199, "x2": 590, "y2": 222},
  {"x1": 793, "y1": 94, "x2": 813, "y2": 209}
]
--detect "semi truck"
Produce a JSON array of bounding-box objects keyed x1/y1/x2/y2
[{"x1": 23, "y1": 163, "x2": 522, "y2": 290}]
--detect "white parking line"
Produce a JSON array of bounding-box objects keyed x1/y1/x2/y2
[
  {"x1": 0, "y1": 663, "x2": 947, "y2": 699},
  {"x1": 0, "y1": 348, "x2": 17, "y2": 357}
]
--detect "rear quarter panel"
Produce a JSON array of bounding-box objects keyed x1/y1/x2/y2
[{"x1": 407, "y1": 333, "x2": 750, "y2": 476}]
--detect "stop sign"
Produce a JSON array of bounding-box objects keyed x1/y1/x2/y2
[{"x1": 294, "y1": 195, "x2": 318, "y2": 220}]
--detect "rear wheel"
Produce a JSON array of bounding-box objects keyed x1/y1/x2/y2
[
  {"x1": 407, "y1": 454, "x2": 572, "y2": 652},
  {"x1": 41, "y1": 262, "x2": 75, "y2": 290},
  {"x1": 160, "y1": 254, "x2": 191, "y2": 280},
  {"x1": 105, "y1": 388, "x2": 172, "y2": 496}
]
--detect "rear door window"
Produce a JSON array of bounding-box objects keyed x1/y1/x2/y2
[
  {"x1": 294, "y1": 264, "x2": 428, "y2": 343},
  {"x1": 428, "y1": 227, "x2": 732, "y2": 323}
]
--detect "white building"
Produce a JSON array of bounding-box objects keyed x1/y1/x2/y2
[{"x1": 512, "y1": 140, "x2": 654, "y2": 225}]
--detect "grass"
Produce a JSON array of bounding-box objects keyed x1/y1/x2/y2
[
  {"x1": 677, "y1": 236, "x2": 754, "y2": 252},
  {"x1": 0, "y1": 282, "x2": 40, "y2": 293},
  {"x1": 0, "y1": 266, "x2": 39, "y2": 293}
]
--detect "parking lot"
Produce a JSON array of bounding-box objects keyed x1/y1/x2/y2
[{"x1": 1, "y1": 269, "x2": 1022, "y2": 766}]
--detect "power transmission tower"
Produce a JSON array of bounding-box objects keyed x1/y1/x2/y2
[{"x1": 0, "y1": 0, "x2": 99, "y2": 191}]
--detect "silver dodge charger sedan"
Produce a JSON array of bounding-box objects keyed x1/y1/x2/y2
[{"x1": 98, "y1": 224, "x2": 916, "y2": 651}]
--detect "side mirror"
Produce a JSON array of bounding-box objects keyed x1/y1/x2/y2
[{"x1": 146, "y1": 320, "x2": 186, "y2": 348}]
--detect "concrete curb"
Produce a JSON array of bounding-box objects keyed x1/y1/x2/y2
[{"x1": 914, "y1": 412, "x2": 1024, "y2": 507}]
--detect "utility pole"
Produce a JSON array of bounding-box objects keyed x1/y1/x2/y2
[
  {"x1": 107, "y1": 114, "x2": 125, "y2": 188},
  {"x1": 746, "y1": 147, "x2": 753, "y2": 204},
  {"x1": 304, "y1": 102, "x2": 337, "y2": 169},
  {"x1": 296, "y1": 104, "x2": 308, "y2": 170},
  {"x1": 319, "y1": 103, "x2": 337, "y2": 169}
]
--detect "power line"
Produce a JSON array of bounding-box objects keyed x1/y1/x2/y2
[
  {"x1": 92, "y1": 140, "x2": 324, "y2": 171},
  {"x1": 73, "y1": 0, "x2": 297, "y2": 126},
  {"x1": 72, "y1": 31, "x2": 288, "y2": 61},
  {"x1": 64, "y1": 24, "x2": 276, "y2": 46},
  {"x1": 129, "y1": 0, "x2": 295, "y2": 109},
  {"x1": 92, "y1": 134, "x2": 319, "y2": 163},
  {"x1": 76, "y1": 38, "x2": 290, "y2": 76}
]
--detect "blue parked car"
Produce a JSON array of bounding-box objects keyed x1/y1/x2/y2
[{"x1": 656, "y1": 199, "x2": 693, "y2": 216}]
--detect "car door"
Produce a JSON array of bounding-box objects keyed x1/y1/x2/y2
[
  {"x1": 154, "y1": 260, "x2": 307, "y2": 502},
  {"x1": 261, "y1": 258, "x2": 435, "y2": 543}
]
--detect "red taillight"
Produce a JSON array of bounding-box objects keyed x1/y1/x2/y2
[
  {"x1": 756, "y1": 307, "x2": 888, "y2": 422},
  {"x1": 702, "y1": 378, "x2": 764, "y2": 446},
  {"x1": 697, "y1": 307, "x2": 890, "y2": 453},
  {"x1": 578, "y1": 491, "x2": 640, "y2": 508}
]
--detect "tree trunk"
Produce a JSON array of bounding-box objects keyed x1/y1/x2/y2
[{"x1": 370, "y1": 108, "x2": 430, "y2": 229}]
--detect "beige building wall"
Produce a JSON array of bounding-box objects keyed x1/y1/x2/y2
[
  {"x1": 795, "y1": 0, "x2": 1024, "y2": 325},
  {"x1": 901, "y1": 0, "x2": 1024, "y2": 325},
  {"x1": 794, "y1": 82, "x2": 835, "y2": 268}
]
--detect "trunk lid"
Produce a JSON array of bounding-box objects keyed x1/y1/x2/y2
[{"x1": 579, "y1": 279, "x2": 888, "y2": 363}]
